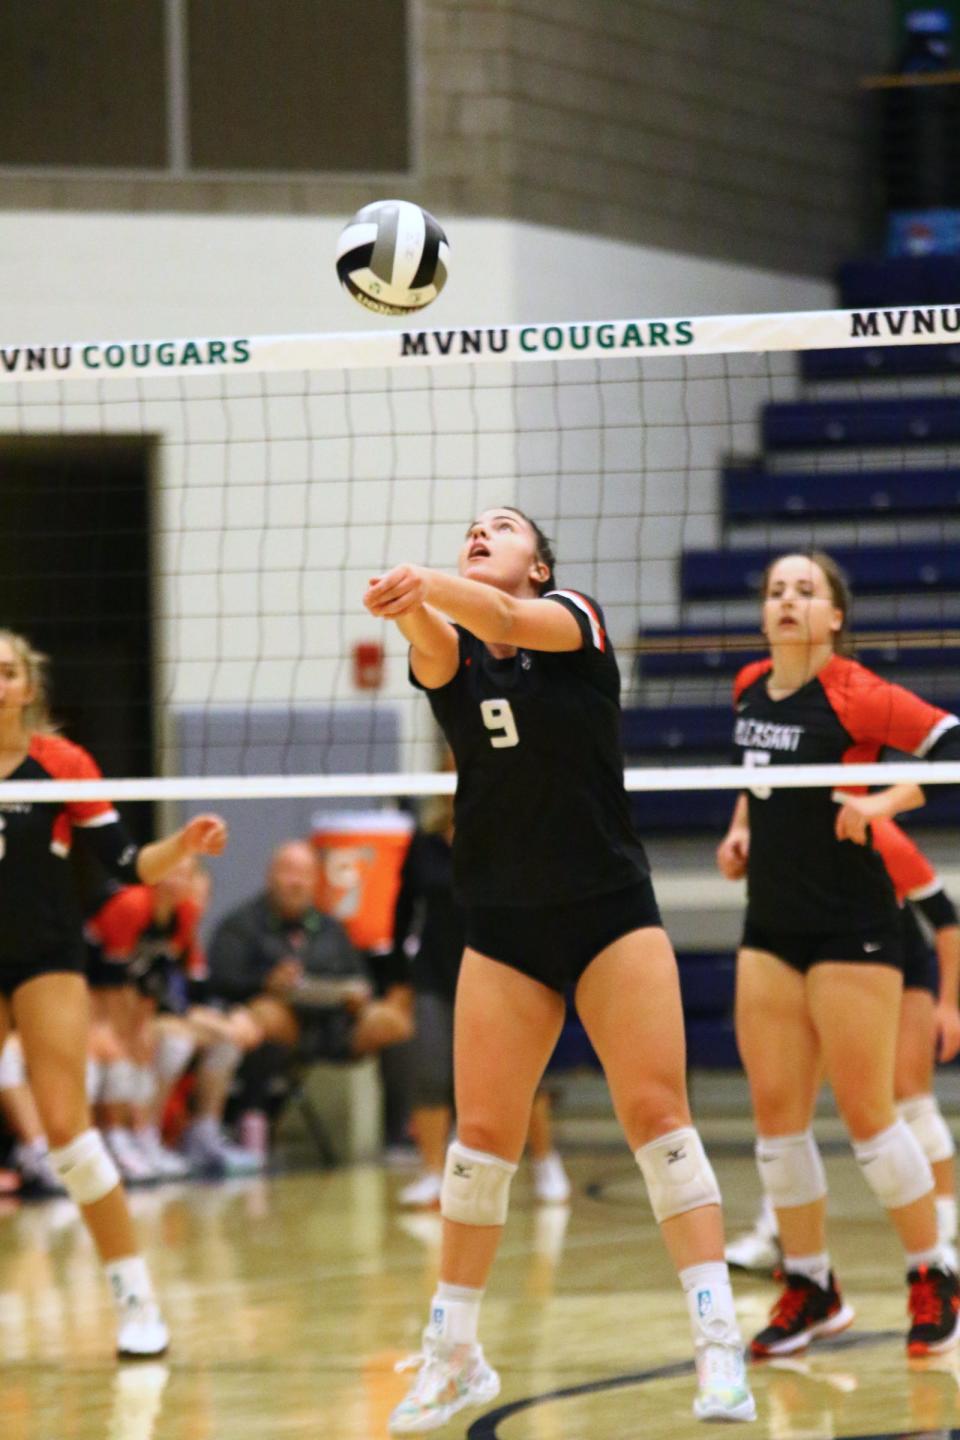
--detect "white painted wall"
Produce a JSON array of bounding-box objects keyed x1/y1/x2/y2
[
  {"x1": 0, "y1": 212, "x2": 830, "y2": 342},
  {"x1": 0, "y1": 209, "x2": 832, "y2": 776}
]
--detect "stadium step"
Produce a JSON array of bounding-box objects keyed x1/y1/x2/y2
[
  {"x1": 723, "y1": 464, "x2": 960, "y2": 521},
  {"x1": 763, "y1": 395, "x2": 960, "y2": 450},
  {"x1": 681, "y1": 542, "x2": 960, "y2": 601}
]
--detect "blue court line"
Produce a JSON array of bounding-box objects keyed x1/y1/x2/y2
[{"x1": 466, "y1": 1328, "x2": 902, "y2": 1439}]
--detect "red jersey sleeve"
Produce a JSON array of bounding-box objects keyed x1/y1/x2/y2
[
  {"x1": 88, "y1": 887, "x2": 154, "y2": 960},
  {"x1": 733, "y1": 659, "x2": 772, "y2": 705},
  {"x1": 871, "y1": 818, "x2": 940, "y2": 904},
  {"x1": 821, "y1": 656, "x2": 959, "y2": 758},
  {"x1": 31, "y1": 734, "x2": 117, "y2": 826}
]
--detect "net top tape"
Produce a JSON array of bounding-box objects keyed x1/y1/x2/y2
[
  {"x1": 0, "y1": 304, "x2": 956, "y2": 383},
  {"x1": 0, "y1": 761, "x2": 959, "y2": 803}
]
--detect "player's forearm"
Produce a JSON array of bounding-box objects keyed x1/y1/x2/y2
[
  {"x1": 869, "y1": 783, "x2": 925, "y2": 820},
  {"x1": 136, "y1": 830, "x2": 189, "y2": 884},
  {"x1": 421, "y1": 571, "x2": 515, "y2": 643},
  {"x1": 395, "y1": 601, "x2": 458, "y2": 656},
  {"x1": 936, "y1": 926, "x2": 960, "y2": 1006}
]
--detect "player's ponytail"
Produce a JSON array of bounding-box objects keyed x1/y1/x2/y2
[{"x1": 0, "y1": 629, "x2": 56, "y2": 732}]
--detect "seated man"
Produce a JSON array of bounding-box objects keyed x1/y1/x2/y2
[{"x1": 194, "y1": 840, "x2": 412, "y2": 1163}]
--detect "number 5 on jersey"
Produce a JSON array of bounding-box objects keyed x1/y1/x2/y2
[{"x1": 480, "y1": 698, "x2": 519, "y2": 749}]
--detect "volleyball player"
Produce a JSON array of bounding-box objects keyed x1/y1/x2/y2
[
  {"x1": 364, "y1": 507, "x2": 755, "y2": 1430},
  {"x1": 0, "y1": 628, "x2": 228, "y2": 1357},
  {"x1": 716, "y1": 551, "x2": 960, "y2": 1358},
  {"x1": 726, "y1": 820, "x2": 960, "y2": 1272}
]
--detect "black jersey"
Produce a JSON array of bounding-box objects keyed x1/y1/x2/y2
[
  {"x1": 413, "y1": 590, "x2": 650, "y2": 907},
  {"x1": 732, "y1": 655, "x2": 958, "y2": 935},
  {"x1": 391, "y1": 829, "x2": 464, "y2": 1000},
  {"x1": 0, "y1": 734, "x2": 140, "y2": 965}
]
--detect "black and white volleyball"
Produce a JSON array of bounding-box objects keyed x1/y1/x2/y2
[{"x1": 336, "y1": 200, "x2": 450, "y2": 315}]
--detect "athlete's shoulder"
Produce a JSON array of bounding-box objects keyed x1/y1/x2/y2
[
  {"x1": 542, "y1": 590, "x2": 607, "y2": 651},
  {"x1": 733, "y1": 658, "x2": 772, "y2": 703},
  {"x1": 30, "y1": 732, "x2": 102, "y2": 780}
]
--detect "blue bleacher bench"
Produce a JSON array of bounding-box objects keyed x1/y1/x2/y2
[
  {"x1": 724, "y1": 465, "x2": 960, "y2": 521},
  {"x1": 681, "y1": 544, "x2": 960, "y2": 600},
  {"x1": 763, "y1": 396, "x2": 960, "y2": 450}
]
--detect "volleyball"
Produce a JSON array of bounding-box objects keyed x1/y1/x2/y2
[{"x1": 336, "y1": 200, "x2": 450, "y2": 315}]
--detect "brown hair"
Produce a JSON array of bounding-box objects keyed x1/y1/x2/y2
[
  {"x1": 760, "y1": 550, "x2": 854, "y2": 656},
  {"x1": 501, "y1": 507, "x2": 556, "y2": 595},
  {"x1": 0, "y1": 629, "x2": 55, "y2": 732}
]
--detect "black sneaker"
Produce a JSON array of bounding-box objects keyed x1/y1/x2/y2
[
  {"x1": 908, "y1": 1265, "x2": 960, "y2": 1356},
  {"x1": 751, "y1": 1272, "x2": 855, "y2": 1358}
]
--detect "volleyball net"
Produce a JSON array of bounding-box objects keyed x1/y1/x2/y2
[{"x1": 1, "y1": 301, "x2": 960, "y2": 821}]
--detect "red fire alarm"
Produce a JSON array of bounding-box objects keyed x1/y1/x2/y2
[{"x1": 353, "y1": 640, "x2": 385, "y2": 690}]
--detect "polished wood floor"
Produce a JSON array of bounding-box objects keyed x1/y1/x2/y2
[{"x1": 0, "y1": 1145, "x2": 956, "y2": 1439}]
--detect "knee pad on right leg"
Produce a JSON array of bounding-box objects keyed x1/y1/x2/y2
[
  {"x1": 441, "y1": 1140, "x2": 517, "y2": 1226},
  {"x1": 635, "y1": 1126, "x2": 721, "y2": 1223},
  {"x1": 898, "y1": 1095, "x2": 956, "y2": 1165},
  {"x1": 154, "y1": 1029, "x2": 196, "y2": 1086},
  {"x1": 49, "y1": 1128, "x2": 120, "y2": 1206},
  {"x1": 0, "y1": 1036, "x2": 25, "y2": 1090},
  {"x1": 854, "y1": 1119, "x2": 933, "y2": 1210},
  {"x1": 755, "y1": 1130, "x2": 827, "y2": 1208},
  {"x1": 100, "y1": 1059, "x2": 137, "y2": 1105}
]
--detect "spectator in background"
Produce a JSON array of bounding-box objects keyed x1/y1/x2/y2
[
  {"x1": 392, "y1": 792, "x2": 570, "y2": 1209},
  {"x1": 196, "y1": 840, "x2": 413, "y2": 1165}
]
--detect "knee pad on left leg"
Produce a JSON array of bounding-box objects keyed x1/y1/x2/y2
[
  {"x1": 853, "y1": 1119, "x2": 933, "y2": 1210},
  {"x1": 635, "y1": 1126, "x2": 721, "y2": 1223},
  {"x1": 898, "y1": 1095, "x2": 956, "y2": 1164},
  {"x1": 49, "y1": 1129, "x2": 120, "y2": 1206},
  {"x1": 441, "y1": 1140, "x2": 517, "y2": 1226},
  {"x1": 0, "y1": 1036, "x2": 25, "y2": 1090}
]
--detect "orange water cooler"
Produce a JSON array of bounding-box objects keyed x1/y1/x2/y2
[{"x1": 311, "y1": 810, "x2": 414, "y2": 953}]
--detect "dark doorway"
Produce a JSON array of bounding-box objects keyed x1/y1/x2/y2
[{"x1": 0, "y1": 435, "x2": 155, "y2": 844}]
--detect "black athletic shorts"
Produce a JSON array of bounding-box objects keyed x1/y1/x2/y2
[
  {"x1": 901, "y1": 905, "x2": 938, "y2": 996},
  {"x1": 85, "y1": 940, "x2": 132, "y2": 990},
  {"x1": 295, "y1": 1007, "x2": 358, "y2": 1063},
  {"x1": 464, "y1": 878, "x2": 663, "y2": 994},
  {"x1": 741, "y1": 918, "x2": 903, "y2": 974},
  {"x1": 0, "y1": 943, "x2": 87, "y2": 999}
]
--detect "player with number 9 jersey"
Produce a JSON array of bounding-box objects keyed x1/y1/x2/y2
[{"x1": 365, "y1": 507, "x2": 755, "y2": 1432}]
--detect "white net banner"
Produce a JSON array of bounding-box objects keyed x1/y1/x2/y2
[{"x1": 0, "y1": 303, "x2": 956, "y2": 383}]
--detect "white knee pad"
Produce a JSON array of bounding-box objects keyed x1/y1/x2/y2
[
  {"x1": 635, "y1": 1127, "x2": 721, "y2": 1224},
  {"x1": 0, "y1": 1036, "x2": 25, "y2": 1090},
  {"x1": 86, "y1": 1058, "x2": 104, "y2": 1103},
  {"x1": 201, "y1": 1040, "x2": 242, "y2": 1075},
  {"x1": 898, "y1": 1095, "x2": 956, "y2": 1165},
  {"x1": 49, "y1": 1128, "x2": 120, "y2": 1206},
  {"x1": 100, "y1": 1059, "x2": 137, "y2": 1105},
  {"x1": 755, "y1": 1130, "x2": 828, "y2": 1208},
  {"x1": 154, "y1": 1029, "x2": 196, "y2": 1085},
  {"x1": 854, "y1": 1119, "x2": 933, "y2": 1210},
  {"x1": 441, "y1": 1141, "x2": 517, "y2": 1227},
  {"x1": 131, "y1": 1065, "x2": 157, "y2": 1108}
]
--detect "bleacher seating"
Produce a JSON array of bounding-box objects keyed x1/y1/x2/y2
[
  {"x1": 801, "y1": 344, "x2": 960, "y2": 381},
  {"x1": 763, "y1": 395, "x2": 960, "y2": 450},
  {"x1": 724, "y1": 465, "x2": 960, "y2": 520},
  {"x1": 682, "y1": 544, "x2": 960, "y2": 601}
]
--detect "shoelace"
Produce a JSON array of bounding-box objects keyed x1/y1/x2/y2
[
  {"x1": 909, "y1": 1273, "x2": 942, "y2": 1328},
  {"x1": 769, "y1": 1283, "x2": 813, "y2": 1329},
  {"x1": 394, "y1": 1346, "x2": 459, "y2": 1403}
]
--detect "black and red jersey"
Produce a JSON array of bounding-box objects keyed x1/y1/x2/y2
[
  {"x1": 732, "y1": 654, "x2": 959, "y2": 934},
  {"x1": 85, "y1": 885, "x2": 204, "y2": 983},
  {"x1": 0, "y1": 733, "x2": 139, "y2": 964},
  {"x1": 873, "y1": 818, "x2": 959, "y2": 932},
  {"x1": 413, "y1": 591, "x2": 650, "y2": 907}
]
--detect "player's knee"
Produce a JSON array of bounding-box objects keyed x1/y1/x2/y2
[
  {"x1": 837, "y1": 1094, "x2": 896, "y2": 1142},
  {"x1": 635, "y1": 1126, "x2": 721, "y2": 1223},
  {"x1": 49, "y1": 1128, "x2": 120, "y2": 1206},
  {"x1": 440, "y1": 1139, "x2": 517, "y2": 1227},
  {"x1": 898, "y1": 1095, "x2": 956, "y2": 1164},
  {"x1": 625, "y1": 1100, "x2": 691, "y2": 1151},
  {"x1": 853, "y1": 1118, "x2": 934, "y2": 1210},
  {"x1": 755, "y1": 1130, "x2": 827, "y2": 1207}
]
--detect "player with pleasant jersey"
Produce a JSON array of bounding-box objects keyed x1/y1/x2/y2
[
  {"x1": 365, "y1": 506, "x2": 756, "y2": 1431},
  {"x1": 717, "y1": 552, "x2": 960, "y2": 1359},
  {"x1": 0, "y1": 628, "x2": 227, "y2": 1360}
]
